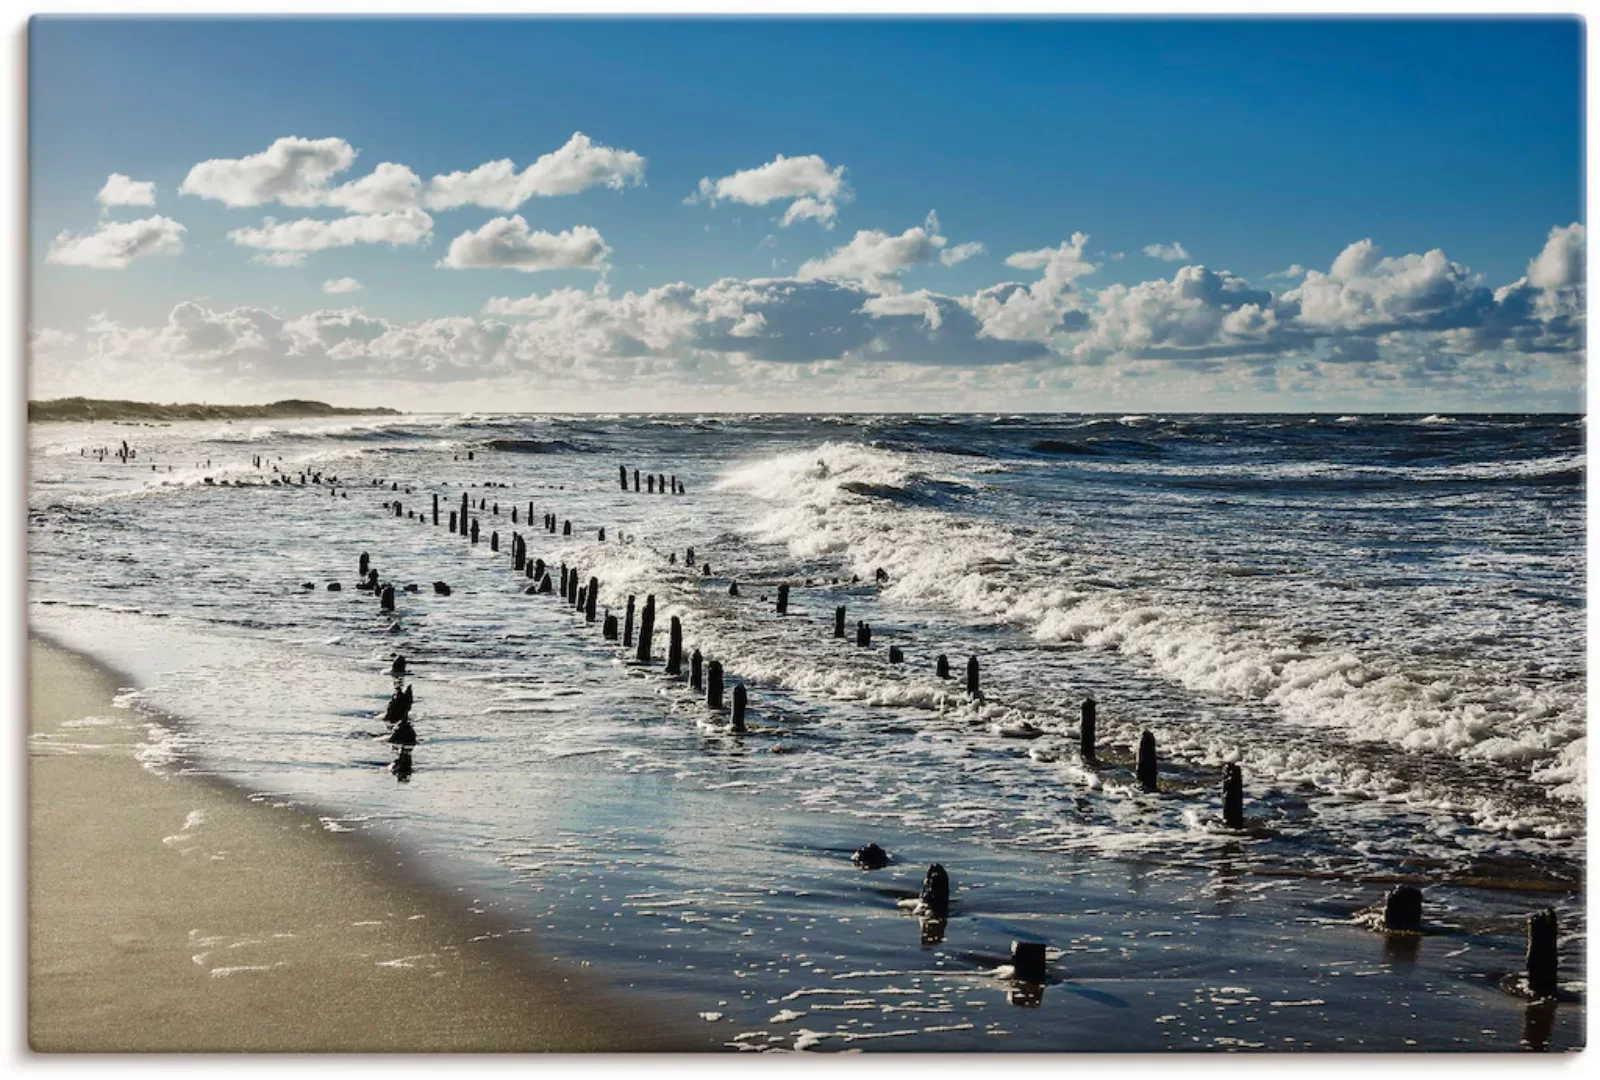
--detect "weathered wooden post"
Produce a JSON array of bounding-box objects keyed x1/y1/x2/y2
[
  {"x1": 460, "y1": 493, "x2": 469, "y2": 534},
  {"x1": 633, "y1": 468, "x2": 640, "y2": 492},
  {"x1": 624, "y1": 595, "x2": 635, "y2": 647},
  {"x1": 620, "y1": 464, "x2": 629, "y2": 490},
  {"x1": 834, "y1": 606, "x2": 846, "y2": 638},
  {"x1": 966, "y1": 656, "x2": 980, "y2": 696},
  {"x1": 666, "y1": 617, "x2": 683, "y2": 675},
  {"x1": 888, "y1": 646, "x2": 904, "y2": 664},
  {"x1": 490, "y1": 531, "x2": 499, "y2": 552},
  {"x1": 686, "y1": 546, "x2": 695, "y2": 566},
  {"x1": 657, "y1": 473, "x2": 666, "y2": 494},
  {"x1": 1011, "y1": 941, "x2": 1047, "y2": 983},
  {"x1": 563, "y1": 519, "x2": 571, "y2": 536},
  {"x1": 538, "y1": 573, "x2": 553, "y2": 594},
  {"x1": 513, "y1": 534, "x2": 525, "y2": 571},
  {"x1": 856, "y1": 621, "x2": 871, "y2": 647},
  {"x1": 647, "y1": 475, "x2": 656, "y2": 494},
  {"x1": 527, "y1": 501, "x2": 533, "y2": 525},
  {"x1": 598, "y1": 528, "x2": 606, "y2": 542},
  {"x1": 603, "y1": 613, "x2": 619, "y2": 640},
  {"x1": 1080, "y1": 698, "x2": 1096, "y2": 762},
  {"x1": 449, "y1": 510, "x2": 458, "y2": 531},
  {"x1": 493, "y1": 502, "x2": 499, "y2": 516},
  {"x1": 470, "y1": 519, "x2": 480, "y2": 544},
  {"x1": 936, "y1": 654, "x2": 950, "y2": 679},
  {"x1": 1222, "y1": 763, "x2": 1244, "y2": 828},
  {"x1": 728, "y1": 582, "x2": 740, "y2": 596},
  {"x1": 920, "y1": 864, "x2": 950, "y2": 917},
  {"x1": 702, "y1": 563, "x2": 711, "y2": 576},
  {"x1": 432, "y1": 494, "x2": 439, "y2": 525},
  {"x1": 576, "y1": 585, "x2": 586, "y2": 612},
  {"x1": 706, "y1": 660, "x2": 724, "y2": 709},
  {"x1": 731, "y1": 684, "x2": 747, "y2": 732},
  {"x1": 690, "y1": 649, "x2": 703, "y2": 691},
  {"x1": 636, "y1": 597, "x2": 655, "y2": 663},
  {"x1": 1527, "y1": 909, "x2": 1559, "y2": 997},
  {"x1": 380, "y1": 584, "x2": 395, "y2": 613},
  {"x1": 534, "y1": 558, "x2": 545, "y2": 581},
  {"x1": 360, "y1": 552, "x2": 370, "y2": 578},
  {"x1": 394, "y1": 502, "x2": 403, "y2": 517},
  {"x1": 1137, "y1": 731, "x2": 1158, "y2": 792},
  {"x1": 512, "y1": 506, "x2": 518, "y2": 524},
  {"x1": 559, "y1": 565, "x2": 569, "y2": 597},
  {"x1": 1382, "y1": 885, "x2": 1423, "y2": 932},
  {"x1": 776, "y1": 584, "x2": 789, "y2": 615},
  {"x1": 367, "y1": 569, "x2": 379, "y2": 591},
  {"x1": 586, "y1": 577, "x2": 598, "y2": 622}
]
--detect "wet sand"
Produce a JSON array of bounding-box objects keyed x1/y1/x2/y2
[{"x1": 27, "y1": 637, "x2": 710, "y2": 1052}]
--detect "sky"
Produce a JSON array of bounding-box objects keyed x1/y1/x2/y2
[{"x1": 27, "y1": 16, "x2": 1586, "y2": 412}]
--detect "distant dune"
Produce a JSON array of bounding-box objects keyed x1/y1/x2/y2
[{"x1": 29, "y1": 398, "x2": 402, "y2": 423}]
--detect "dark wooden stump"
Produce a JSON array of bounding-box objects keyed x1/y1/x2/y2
[
  {"x1": 432, "y1": 494, "x2": 439, "y2": 525},
  {"x1": 636, "y1": 597, "x2": 655, "y2": 663},
  {"x1": 706, "y1": 660, "x2": 724, "y2": 709},
  {"x1": 598, "y1": 528, "x2": 606, "y2": 542},
  {"x1": 620, "y1": 464, "x2": 629, "y2": 490},
  {"x1": 633, "y1": 468, "x2": 640, "y2": 492},
  {"x1": 1080, "y1": 698, "x2": 1097, "y2": 762},
  {"x1": 538, "y1": 573, "x2": 553, "y2": 594},
  {"x1": 460, "y1": 493, "x2": 469, "y2": 535},
  {"x1": 359, "y1": 552, "x2": 370, "y2": 578},
  {"x1": 776, "y1": 584, "x2": 789, "y2": 615},
  {"x1": 888, "y1": 646, "x2": 904, "y2": 664},
  {"x1": 449, "y1": 511, "x2": 457, "y2": 532},
  {"x1": 731, "y1": 684, "x2": 747, "y2": 732},
  {"x1": 1137, "y1": 731, "x2": 1158, "y2": 792},
  {"x1": 380, "y1": 584, "x2": 395, "y2": 613},
  {"x1": 603, "y1": 613, "x2": 618, "y2": 640},
  {"x1": 920, "y1": 864, "x2": 950, "y2": 917},
  {"x1": 965, "y1": 656, "x2": 980, "y2": 696},
  {"x1": 1222, "y1": 763, "x2": 1244, "y2": 828},
  {"x1": 490, "y1": 531, "x2": 499, "y2": 552},
  {"x1": 623, "y1": 595, "x2": 635, "y2": 647},
  {"x1": 834, "y1": 606, "x2": 846, "y2": 638},
  {"x1": 936, "y1": 654, "x2": 949, "y2": 678},
  {"x1": 647, "y1": 475, "x2": 656, "y2": 494},
  {"x1": 690, "y1": 649, "x2": 703, "y2": 691},
  {"x1": 666, "y1": 616, "x2": 683, "y2": 675},
  {"x1": 563, "y1": 519, "x2": 571, "y2": 536},
  {"x1": 470, "y1": 519, "x2": 479, "y2": 544},
  {"x1": 586, "y1": 577, "x2": 599, "y2": 622},
  {"x1": 1527, "y1": 909, "x2": 1559, "y2": 997},
  {"x1": 856, "y1": 621, "x2": 871, "y2": 647},
  {"x1": 1383, "y1": 885, "x2": 1423, "y2": 931},
  {"x1": 1011, "y1": 941, "x2": 1047, "y2": 983}
]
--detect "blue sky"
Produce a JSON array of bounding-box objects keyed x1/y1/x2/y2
[{"x1": 28, "y1": 17, "x2": 1586, "y2": 411}]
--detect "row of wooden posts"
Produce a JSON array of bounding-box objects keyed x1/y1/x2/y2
[{"x1": 353, "y1": 460, "x2": 1567, "y2": 1001}]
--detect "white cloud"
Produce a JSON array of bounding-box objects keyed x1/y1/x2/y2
[
  {"x1": 227, "y1": 209, "x2": 433, "y2": 253},
  {"x1": 97, "y1": 173, "x2": 156, "y2": 209},
  {"x1": 1527, "y1": 222, "x2": 1584, "y2": 289},
  {"x1": 1284, "y1": 240, "x2": 1488, "y2": 333},
  {"x1": 322, "y1": 277, "x2": 364, "y2": 294},
  {"x1": 438, "y1": 215, "x2": 610, "y2": 272},
  {"x1": 425, "y1": 132, "x2": 645, "y2": 211},
  {"x1": 180, "y1": 136, "x2": 358, "y2": 207},
  {"x1": 46, "y1": 215, "x2": 186, "y2": 270},
  {"x1": 1142, "y1": 241, "x2": 1191, "y2": 262},
  {"x1": 940, "y1": 241, "x2": 985, "y2": 267},
  {"x1": 798, "y1": 212, "x2": 956, "y2": 292},
  {"x1": 325, "y1": 162, "x2": 423, "y2": 214},
  {"x1": 692, "y1": 154, "x2": 850, "y2": 229},
  {"x1": 1082, "y1": 265, "x2": 1278, "y2": 359},
  {"x1": 974, "y1": 233, "x2": 1099, "y2": 341},
  {"x1": 251, "y1": 251, "x2": 307, "y2": 268}
]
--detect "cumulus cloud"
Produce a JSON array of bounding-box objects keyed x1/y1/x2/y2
[
  {"x1": 1142, "y1": 241, "x2": 1191, "y2": 262},
  {"x1": 97, "y1": 173, "x2": 156, "y2": 209},
  {"x1": 180, "y1": 136, "x2": 358, "y2": 207},
  {"x1": 798, "y1": 212, "x2": 965, "y2": 292},
  {"x1": 438, "y1": 215, "x2": 610, "y2": 272},
  {"x1": 322, "y1": 277, "x2": 363, "y2": 294},
  {"x1": 425, "y1": 132, "x2": 645, "y2": 211},
  {"x1": 1527, "y1": 222, "x2": 1584, "y2": 289},
  {"x1": 1283, "y1": 240, "x2": 1492, "y2": 334},
  {"x1": 691, "y1": 154, "x2": 851, "y2": 229},
  {"x1": 46, "y1": 215, "x2": 186, "y2": 270},
  {"x1": 227, "y1": 209, "x2": 433, "y2": 253},
  {"x1": 972, "y1": 233, "x2": 1099, "y2": 341},
  {"x1": 940, "y1": 241, "x2": 986, "y2": 267},
  {"x1": 1082, "y1": 265, "x2": 1279, "y2": 359}
]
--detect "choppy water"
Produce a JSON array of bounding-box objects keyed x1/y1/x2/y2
[{"x1": 28, "y1": 412, "x2": 1586, "y2": 1051}]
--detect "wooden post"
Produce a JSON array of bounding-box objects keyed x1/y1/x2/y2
[
  {"x1": 471, "y1": 519, "x2": 480, "y2": 544},
  {"x1": 1137, "y1": 731, "x2": 1158, "y2": 792},
  {"x1": 1383, "y1": 885, "x2": 1423, "y2": 932},
  {"x1": 731, "y1": 684, "x2": 747, "y2": 732},
  {"x1": 1011, "y1": 941, "x2": 1047, "y2": 983},
  {"x1": 1080, "y1": 698, "x2": 1096, "y2": 761},
  {"x1": 1527, "y1": 909, "x2": 1559, "y2": 997},
  {"x1": 657, "y1": 474, "x2": 665, "y2": 494},
  {"x1": 856, "y1": 621, "x2": 871, "y2": 647},
  {"x1": 576, "y1": 585, "x2": 586, "y2": 612},
  {"x1": 686, "y1": 546, "x2": 695, "y2": 566},
  {"x1": 633, "y1": 468, "x2": 640, "y2": 492},
  {"x1": 380, "y1": 584, "x2": 394, "y2": 613},
  {"x1": 449, "y1": 510, "x2": 457, "y2": 531},
  {"x1": 702, "y1": 563, "x2": 711, "y2": 576},
  {"x1": 528, "y1": 502, "x2": 534, "y2": 525},
  {"x1": 586, "y1": 577, "x2": 598, "y2": 622},
  {"x1": 460, "y1": 493, "x2": 469, "y2": 534},
  {"x1": 559, "y1": 565, "x2": 569, "y2": 596},
  {"x1": 538, "y1": 573, "x2": 553, "y2": 594},
  {"x1": 1222, "y1": 763, "x2": 1243, "y2": 828},
  {"x1": 776, "y1": 584, "x2": 789, "y2": 615},
  {"x1": 635, "y1": 597, "x2": 655, "y2": 663},
  {"x1": 493, "y1": 502, "x2": 498, "y2": 516},
  {"x1": 394, "y1": 502, "x2": 402, "y2": 517},
  {"x1": 647, "y1": 475, "x2": 655, "y2": 494},
  {"x1": 936, "y1": 654, "x2": 950, "y2": 679},
  {"x1": 728, "y1": 582, "x2": 740, "y2": 597},
  {"x1": 490, "y1": 531, "x2": 499, "y2": 552},
  {"x1": 513, "y1": 534, "x2": 524, "y2": 571},
  {"x1": 888, "y1": 646, "x2": 904, "y2": 664},
  {"x1": 598, "y1": 528, "x2": 606, "y2": 542},
  {"x1": 534, "y1": 558, "x2": 545, "y2": 581},
  {"x1": 666, "y1": 616, "x2": 683, "y2": 674},
  {"x1": 620, "y1": 464, "x2": 629, "y2": 490},
  {"x1": 690, "y1": 649, "x2": 703, "y2": 691},
  {"x1": 834, "y1": 606, "x2": 846, "y2": 638},
  {"x1": 623, "y1": 595, "x2": 635, "y2": 647},
  {"x1": 920, "y1": 864, "x2": 950, "y2": 917},
  {"x1": 603, "y1": 613, "x2": 618, "y2": 640},
  {"x1": 706, "y1": 660, "x2": 724, "y2": 709},
  {"x1": 512, "y1": 506, "x2": 518, "y2": 524},
  {"x1": 563, "y1": 519, "x2": 571, "y2": 536},
  {"x1": 966, "y1": 656, "x2": 980, "y2": 696},
  {"x1": 359, "y1": 552, "x2": 370, "y2": 578},
  {"x1": 432, "y1": 494, "x2": 439, "y2": 525}
]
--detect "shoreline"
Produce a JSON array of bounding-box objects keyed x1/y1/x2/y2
[{"x1": 27, "y1": 635, "x2": 712, "y2": 1053}]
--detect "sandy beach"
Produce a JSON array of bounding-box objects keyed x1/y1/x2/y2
[{"x1": 27, "y1": 637, "x2": 708, "y2": 1052}]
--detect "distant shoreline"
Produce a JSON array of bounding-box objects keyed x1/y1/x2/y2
[{"x1": 28, "y1": 398, "x2": 401, "y2": 423}]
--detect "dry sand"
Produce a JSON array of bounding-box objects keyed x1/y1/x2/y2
[{"x1": 28, "y1": 637, "x2": 709, "y2": 1052}]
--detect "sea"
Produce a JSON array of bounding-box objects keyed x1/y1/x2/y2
[{"x1": 27, "y1": 412, "x2": 1587, "y2": 1051}]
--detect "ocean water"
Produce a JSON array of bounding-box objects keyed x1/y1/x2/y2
[{"x1": 28, "y1": 413, "x2": 1586, "y2": 1051}]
